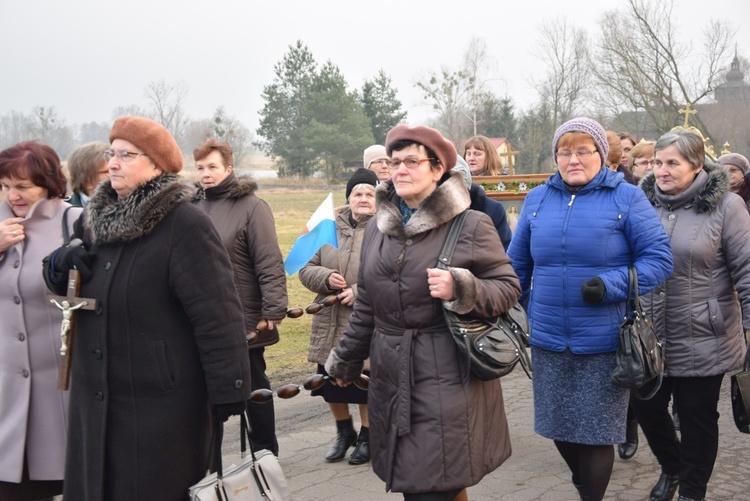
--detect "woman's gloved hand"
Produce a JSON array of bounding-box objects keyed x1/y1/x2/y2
[
  {"x1": 213, "y1": 402, "x2": 246, "y2": 422},
  {"x1": 581, "y1": 276, "x2": 606, "y2": 304},
  {"x1": 54, "y1": 239, "x2": 95, "y2": 282}
]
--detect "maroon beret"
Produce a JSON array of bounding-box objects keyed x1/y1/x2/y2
[
  {"x1": 109, "y1": 116, "x2": 183, "y2": 173},
  {"x1": 385, "y1": 124, "x2": 457, "y2": 173}
]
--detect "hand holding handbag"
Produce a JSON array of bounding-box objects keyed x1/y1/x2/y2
[
  {"x1": 189, "y1": 412, "x2": 291, "y2": 501},
  {"x1": 438, "y1": 211, "x2": 532, "y2": 381},
  {"x1": 731, "y1": 345, "x2": 750, "y2": 433},
  {"x1": 609, "y1": 266, "x2": 664, "y2": 400}
]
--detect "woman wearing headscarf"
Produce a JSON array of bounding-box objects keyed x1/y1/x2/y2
[
  {"x1": 0, "y1": 141, "x2": 82, "y2": 501},
  {"x1": 43, "y1": 116, "x2": 251, "y2": 501},
  {"x1": 633, "y1": 130, "x2": 750, "y2": 501},
  {"x1": 299, "y1": 168, "x2": 378, "y2": 465},
  {"x1": 717, "y1": 152, "x2": 750, "y2": 214},
  {"x1": 326, "y1": 125, "x2": 521, "y2": 500},
  {"x1": 507, "y1": 117, "x2": 673, "y2": 501}
]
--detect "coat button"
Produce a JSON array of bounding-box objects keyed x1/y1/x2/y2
[
  {"x1": 659, "y1": 292, "x2": 665, "y2": 298},
  {"x1": 95, "y1": 306, "x2": 103, "y2": 315},
  {"x1": 93, "y1": 349, "x2": 103, "y2": 359},
  {"x1": 17, "y1": 332, "x2": 25, "y2": 341},
  {"x1": 393, "y1": 311, "x2": 401, "y2": 320},
  {"x1": 391, "y1": 274, "x2": 398, "y2": 282},
  {"x1": 13, "y1": 296, "x2": 21, "y2": 304},
  {"x1": 104, "y1": 261, "x2": 112, "y2": 270},
  {"x1": 22, "y1": 369, "x2": 29, "y2": 378},
  {"x1": 711, "y1": 315, "x2": 717, "y2": 321},
  {"x1": 234, "y1": 380, "x2": 243, "y2": 390},
  {"x1": 13, "y1": 260, "x2": 20, "y2": 268},
  {"x1": 406, "y1": 239, "x2": 413, "y2": 245},
  {"x1": 668, "y1": 214, "x2": 675, "y2": 221},
  {"x1": 95, "y1": 391, "x2": 104, "y2": 400}
]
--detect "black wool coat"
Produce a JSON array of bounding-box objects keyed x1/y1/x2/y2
[{"x1": 45, "y1": 175, "x2": 251, "y2": 501}]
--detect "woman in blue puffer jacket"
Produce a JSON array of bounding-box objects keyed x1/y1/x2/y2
[{"x1": 508, "y1": 117, "x2": 673, "y2": 501}]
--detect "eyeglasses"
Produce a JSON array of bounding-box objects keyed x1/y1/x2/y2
[
  {"x1": 370, "y1": 159, "x2": 390, "y2": 168},
  {"x1": 557, "y1": 150, "x2": 599, "y2": 161},
  {"x1": 103, "y1": 149, "x2": 148, "y2": 163},
  {"x1": 388, "y1": 158, "x2": 432, "y2": 169},
  {"x1": 634, "y1": 159, "x2": 656, "y2": 168}
]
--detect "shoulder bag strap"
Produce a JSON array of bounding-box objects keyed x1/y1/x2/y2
[
  {"x1": 62, "y1": 206, "x2": 75, "y2": 245},
  {"x1": 436, "y1": 211, "x2": 469, "y2": 270}
]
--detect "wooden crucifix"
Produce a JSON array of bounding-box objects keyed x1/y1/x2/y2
[
  {"x1": 497, "y1": 145, "x2": 520, "y2": 176},
  {"x1": 47, "y1": 269, "x2": 98, "y2": 391}
]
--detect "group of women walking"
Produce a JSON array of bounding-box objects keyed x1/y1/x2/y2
[{"x1": 1, "y1": 111, "x2": 748, "y2": 501}]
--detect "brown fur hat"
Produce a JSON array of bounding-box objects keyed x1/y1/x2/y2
[
  {"x1": 386, "y1": 124, "x2": 457, "y2": 172},
  {"x1": 109, "y1": 116, "x2": 183, "y2": 173}
]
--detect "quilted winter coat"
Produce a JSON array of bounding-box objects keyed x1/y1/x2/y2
[
  {"x1": 326, "y1": 172, "x2": 521, "y2": 494},
  {"x1": 507, "y1": 167, "x2": 673, "y2": 354},
  {"x1": 640, "y1": 165, "x2": 750, "y2": 377},
  {"x1": 299, "y1": 205, "x2": 373, "y2": 366}
]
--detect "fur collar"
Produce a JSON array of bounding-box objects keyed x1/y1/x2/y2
[
  {"x1": 85, "y1": 174, "x2": 192, "y2": 244},
  {"x1": 193, "y1": 173, "x2": 258, "y2": 201},
  {"x1": 375, "y1": 171, "x2": 470, "y2": 239},
  {"x1": 640, "y1": 161, "x2": 729, "y2": 213}
]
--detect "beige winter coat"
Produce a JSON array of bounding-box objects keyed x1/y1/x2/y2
[{"x1": 299, "y1": 205, "x2": 372, "y2": 367}]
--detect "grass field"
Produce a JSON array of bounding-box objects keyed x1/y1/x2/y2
[{"x1": 259, "y1": 186, "x2": 349, "y2": 385}]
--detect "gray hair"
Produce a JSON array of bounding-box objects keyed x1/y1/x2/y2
[{"x1": 654, "y1": 130, "x2": 704, "y2": 170}]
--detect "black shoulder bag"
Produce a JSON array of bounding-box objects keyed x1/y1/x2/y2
[
  {"x1": 731, "y1": 346, "x2": 750, "y2": 433},
  {"x1": 609, "y1": 266, "x2": 664, "y2": 400},
  {"x1": 438, "y1": 210, "x2": 532, "y2": 381}
]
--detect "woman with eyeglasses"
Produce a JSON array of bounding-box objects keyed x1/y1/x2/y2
[
  {"x1": 364, "y1": 144, "x2": 391, "y2": 182},
  {"x1": 42, "y1": 116, "x2": 251, "y2": 501},
  {"x1": 0, "y1": 141, "x2": 82, "y2": 501},
  {"x1": 65, "y1": 141, "x2": 110, "y2": 207},
  {"x1": 718, "y1": 152, "x2": 750, "y2": 214},
  {"x1": 632, "y1": 130, "x2": 750, "y2": 501},
  {"x1": 508, "y1": 117, "x2": 673, "y2": 501},
  {"x1": 326, "y1": 125, "x2": 521, "y2": 501},
  {"x1": 629, "y1": 140, "x2": 656, "y2": 184}
]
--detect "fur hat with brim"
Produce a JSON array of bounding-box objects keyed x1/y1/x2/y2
[
  {"x1": 109, "y1": 116, "x2": 183, "y2": 173},
  {"x1": 385, "y1": 124, "x2": 457, "y2": 173}
]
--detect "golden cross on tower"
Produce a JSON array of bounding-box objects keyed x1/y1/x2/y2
[{"x1": 678, "y1": 103, "x2": 697, "y2": 128}]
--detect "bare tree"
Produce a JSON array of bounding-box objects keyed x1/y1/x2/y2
[
  {"x1": 144, "y1": 79, "x2": 189, "y2": 144},
  {"x1": 532, "y1": 18, "x2": 590, "y2": 127},
  {"x1": 211, "y1": 106, "x2": 254, "y2": 167},
  {"x1": 463, "y1": 38, "x2": 502, "y2": 137},
  {"x1": 592, "y1": 0, "x2": 735, "y2": 137},
  {"x1": 416, "y1": 67, "x2": 470, "y2": 145}
]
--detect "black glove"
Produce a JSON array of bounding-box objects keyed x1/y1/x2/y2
[
  {"x1": 213, "y1": 402, "x2": 246, "y2": 422},
  {"x1": 581, "y1": 276, "x2": 606, "y2": 304},
  {"x1": 54, "y1": 241, "x2": 95, "y2": 282}
]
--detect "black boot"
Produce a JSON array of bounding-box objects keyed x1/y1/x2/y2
[
  {"x1": 618, "y1": 417, "x2": 639, "y2": 460},
  {"x1": 348, "y1": 426, "x2": 370, "y2": 465},
  {"x1": 572, "y1": 476, "x2": 582, "y2": 500},
  {"x1": 650, "y1": 472, "x2": 680, "y2": 501},
  {"x1": 325, "y1": 417, "x2": 357, "y2": 462}
]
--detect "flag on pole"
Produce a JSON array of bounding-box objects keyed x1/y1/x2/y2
[{"x1": 284, "y1": 192, "x2": 338, "y2": 275}]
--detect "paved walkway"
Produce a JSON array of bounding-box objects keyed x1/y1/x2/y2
[{"x1": 224, "y1": 370, "x2": 750, "y2": 500}]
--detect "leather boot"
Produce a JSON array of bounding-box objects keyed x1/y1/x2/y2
[
  {"x1": 325, "y1": 417, "x2": 357, "y2": 462},
  {"x1": 572, "y1": 476, "x2": 582, "y2": 500},
  {"x1": 348, "y1": 426, "x2": 370, "y2": 465},
  {"x1": 677, "y1": 496, "x2": 705, "y2": 501},
  {"x1": 650, "y1": 472, "x2": 680, "y2": 501},
  {"x1": 618, "y1": 417, "x2": 639, "y2": 460}
]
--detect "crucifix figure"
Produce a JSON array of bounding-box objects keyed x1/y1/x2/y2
[
  {"x1": 678, "y1": 103, "x2": 697, "y2": 128},
  {"x1": 47, "y1": 269, "x2": 98, "y2": 390}
]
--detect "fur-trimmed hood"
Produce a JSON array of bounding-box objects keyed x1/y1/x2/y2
[
  {"x1": 640, "y1": 161, "x2": 729, "y2": 213},
  {"x1": 193, "y1": 172, "x2": 258, "y2": 201},
  {"x1": 85, "y1": 174, "x2": 192, "y2": 244},
  {"x1": 375, "y1": 171, "x2": 470, "y2": 239}
]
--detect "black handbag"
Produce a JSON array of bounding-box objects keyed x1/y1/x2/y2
[
  {"x1": 437, "y1": 211, "x2": 532, "y2": 381},
  {"x1": 731, "y1": 346, "x2": 750, "y2": 434},
  {"x1": 610, "y1": 266, "x2": 664, "y2": 400}
]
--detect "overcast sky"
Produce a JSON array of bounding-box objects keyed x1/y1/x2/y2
[{"x1": 1, "y1": 0, "x2": 748, "y2": 133}]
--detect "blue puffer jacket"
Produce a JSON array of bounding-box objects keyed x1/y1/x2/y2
[{"x1": 508, "y1": 167, "x2": 673, "y2": 354}]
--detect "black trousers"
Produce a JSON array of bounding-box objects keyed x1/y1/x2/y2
[
  {"x1": 631, "y1": 374, "x2": 724, "y2": 500},
  {"x1": 247, "y1": 347, "x2": 279, "y2": 456}
]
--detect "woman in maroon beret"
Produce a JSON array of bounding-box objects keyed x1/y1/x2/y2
[
  {"x1": 326, "y1": 124, "x2": 521, "y2": 500},
  {"x1": 43, "y1": 116, "x2": 252, "y2": 501}
]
